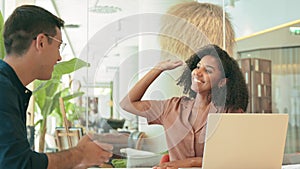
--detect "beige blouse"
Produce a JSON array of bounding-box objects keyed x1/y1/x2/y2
[{"x1": 144, "y1": 96, "x2": 242, "y2": 161}]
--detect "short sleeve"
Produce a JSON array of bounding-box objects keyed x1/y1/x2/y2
[
  {"x1": 144, "y1": 97, "x2": 183, "y2": 125},
  {"x1": 144, "y1": 99, "x2": 168, "y2": 124}
]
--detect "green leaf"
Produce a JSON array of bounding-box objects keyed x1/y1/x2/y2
[
  {"x1": 45, "y1": 79, "x2": 61, "y2": 97},
  {"x1": 53, "y1": 58, "x2": 90, "y2": 75},
  {"x1": 48, "y1": 90, "x2": 64, "y2": 116},
  {"x1": 41, "y1": 97, "x2": 53, "y2": 117},
  {"x1": 62, "y1": 92, "x2": 85, "y2": 101},
  {"x1": 34, "y1": 119, "x2": 43, "y2": 127},
  {"x1": 33, "y1": 78, "x2": 61, "y2": 94},
  {"x1": 0, "y1": 11, "x2": 5, "y2": 59}
]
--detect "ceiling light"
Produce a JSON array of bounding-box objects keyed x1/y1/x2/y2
[
  {"x1": 89, "y1": 0, "x2": 122, "y2": 14},
  {"x1": 65, "y1": 24, "x2": 80, "y2": 28},
  {"x1": 89, "y1": 5, "x2": 122, "y2": 14}
]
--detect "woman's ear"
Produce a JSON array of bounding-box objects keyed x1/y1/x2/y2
[{"x1": 218, "y1": 78, "x2": 228, "y2": 88}]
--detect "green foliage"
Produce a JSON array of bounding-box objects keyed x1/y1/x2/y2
[
  {"x1": 0, "y1": 11, "x2": 5, "y2": 59},
  {"x1": 111, "y1": 159, "x2": 127, "y2": 168},
  {"x1": 33, "y1": 58, "x2": 89, "y2": 126}
]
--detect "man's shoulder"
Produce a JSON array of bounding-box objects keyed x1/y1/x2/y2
[
  {"x1": 0, "y1": 70, "x2": 14, "y2": 90},
  {"x1": 0, "y1": 71, "x2": 16, "y2": 103}
]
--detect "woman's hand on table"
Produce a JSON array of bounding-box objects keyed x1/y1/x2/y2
[{"x1": 153, "y1": 157, "x2": 202, "y2": 169}]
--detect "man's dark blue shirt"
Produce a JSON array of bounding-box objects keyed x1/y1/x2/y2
[{"x1": 0, "y1": 59, "x2": 48, "y2": 169}]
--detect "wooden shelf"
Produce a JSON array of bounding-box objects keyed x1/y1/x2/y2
[{"x1": 237, "y1": 58, "x2": 272, "y2": 113}]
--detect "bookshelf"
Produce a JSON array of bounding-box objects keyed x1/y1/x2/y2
[{"x1": 237, "y1": 58, "x2": 272, "y2": 113}]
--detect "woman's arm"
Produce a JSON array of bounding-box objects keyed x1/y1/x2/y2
[
  {"x1": 119, "y1": 60, "x2": 183, "y2": 117},
  {"x1": 153, "y1": 157, "x2": 202, "y2": 169}
]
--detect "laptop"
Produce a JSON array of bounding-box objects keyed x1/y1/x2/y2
[{"x1": 200, "y1": 113, "x2": 289, "y2": 169}]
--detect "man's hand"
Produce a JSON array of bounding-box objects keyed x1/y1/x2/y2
[{"x1": 75, "y1": 133, "x2": 113, "y2": 168}]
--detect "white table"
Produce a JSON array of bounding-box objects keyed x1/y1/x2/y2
[
  {"x1": 89, "y1": 165, "x2": 300, "y2": 169},
  {"x1": 282, "y1": 164, "x2": 300, "y2": 169}
]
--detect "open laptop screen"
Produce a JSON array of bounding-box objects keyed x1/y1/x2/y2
[{"x1": 202, "y1": 113, "x2": 288, "y2": 169}]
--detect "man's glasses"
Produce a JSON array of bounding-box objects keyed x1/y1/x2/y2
[{"x1": 44, "y1": 34, "x2": 67, "y2": 54}]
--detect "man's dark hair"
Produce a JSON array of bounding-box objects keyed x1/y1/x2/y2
[
  {"x1": 3, "y1": 5, "x2": 64, "y2": 55},
  {"x1": 177, "y1": 44, "x2": 249, "y2": 112}
]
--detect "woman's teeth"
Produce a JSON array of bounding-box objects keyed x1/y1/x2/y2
[{"x1": 193, "y1": 77, "x2": 202, "y2": 83}]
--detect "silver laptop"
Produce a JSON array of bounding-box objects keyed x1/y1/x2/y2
[{"x1": 200, "y1": 113, "x2": 289, "y2": 169}]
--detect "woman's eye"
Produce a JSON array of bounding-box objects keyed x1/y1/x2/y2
[
  {"x1": 206, "y1": 69, "x2": 213, "y2": 73},
  {"x1": 196, "y1": 64, "x2": 202, "y2": 69}
]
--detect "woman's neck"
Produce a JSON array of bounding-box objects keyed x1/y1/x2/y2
[{"x1": 194, "y1": 93, "x2": 211, "y2": 108}]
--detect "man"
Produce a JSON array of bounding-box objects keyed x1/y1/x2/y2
[{"x1": 0, "y1": 5, "x2": 113, "y2": 169}]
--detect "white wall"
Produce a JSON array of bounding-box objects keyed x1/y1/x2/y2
[
  {"x1": 199, "y1": 0, "x2": 300, "y2": 38},
  {"x1": 228, "y1": 0, "x2": 300, "y2": 38}
]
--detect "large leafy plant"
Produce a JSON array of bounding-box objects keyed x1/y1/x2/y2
[{"x1": 33, "y1": 58, "x2": 89, "y2": 152}]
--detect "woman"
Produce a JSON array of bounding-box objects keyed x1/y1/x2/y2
[{"x1": 120, "y1": 44, "x2": 248, "y2": 168}]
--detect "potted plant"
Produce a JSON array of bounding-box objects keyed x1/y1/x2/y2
[{"x1": 33, "y1": 58, "x2": 89, "y2": 152}]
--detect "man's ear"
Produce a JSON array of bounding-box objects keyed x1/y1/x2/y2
[
  {"x1": 35, "y1": 33, "x2": 47, "y2": 50},
  {"x1": 218, "y1": 78, "x2": 228, "y2": 88}
]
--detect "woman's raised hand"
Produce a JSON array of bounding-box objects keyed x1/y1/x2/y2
[{"x1": 155, "y1": 59, "x2": 184, "y2": 71}]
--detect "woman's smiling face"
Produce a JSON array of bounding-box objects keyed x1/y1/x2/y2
[{"x1": 191, "y1": 55, "x2": 224, "y2": 94}]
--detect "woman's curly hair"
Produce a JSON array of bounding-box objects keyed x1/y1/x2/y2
[{"x1": 177, "y1": 44, "x2": 249, "y2": 112}]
